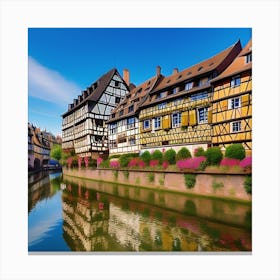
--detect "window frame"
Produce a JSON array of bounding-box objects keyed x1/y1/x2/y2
[
  {"x1": 197, "y1": 107, "x2": 208, "y2": 124},
  {"x1": 172, "y1": 112, "x2": 182, "y2": 128},
  {"x1": 154, "y1": 117, "x2": 161, "y2": 130},
  {"x1": 231, "y1": 121, "x2": 242, "y2": 133},
  {"x1": 231, "y1": 76, "x2": 241, "y2": 87},
  {"x1": 143, "y1": 119, "x2": 151, "y2": 130},
  {"x1": 229, "y1": 97, "x2": 241, "y2": 109}
]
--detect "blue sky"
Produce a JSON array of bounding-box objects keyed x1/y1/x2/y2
[{"x1": 28, "y1": 28, "x2": 251, "y2": 136}]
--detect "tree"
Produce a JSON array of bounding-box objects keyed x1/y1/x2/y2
[{"x1": 50, "y1": 144, "x2": 62, "y2": 161}]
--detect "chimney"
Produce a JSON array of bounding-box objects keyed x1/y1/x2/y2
[
  {"x1": 173, "y1": 68, "x2": 179, "y2": 74},
  {"x1": 123, "y1": 69, "x2": 130, "y2": 86},
  {"x1": 156, "y1": 66, "x2": 161, "y2": 76}
]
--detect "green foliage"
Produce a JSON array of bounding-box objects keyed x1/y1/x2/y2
[
  {"x1": 163, "y1": 149, "x2": 176, "y2": 164},
  {"x1": 123, "y1": 170, "x2": 129, "y2": 179},
  {"x1": 205, "y1": 147, "x2": 223, "y2": 165},
  {"x1": 119, "y1": 154, "x2": 132, "y2": 167},
  {"x1": 50, "y1": 144, "x2": 62, "y2": 161},
  {"x1": 244, "y1": 175, "x2": 252, "y2": 194},
  {"x1": 151, "y1": 150, "x2": 163, "y2": 163},
  {"x1": 89, "y1": 158, "x2": 97, "y2": 168},
  {"x1": 109, "y1": 154, "x2": 121, "y2": 159},
  {"x1": 194, "y1": 147, "x2": 205, "y2": 157},
  {"x1": 99, "y1": 159, "x2": 110, "y2": 168},
  {"x1": 147, "y1": 172, "x2": 155, "y2": 182},
  {"x1": 212, "y1": 180, "x2": 224, "y2": 191},
  {"x1": 176, "y1": 147, "x2": 192, "y2": 161},
  {"x1": 72, "y1": 155, "x2": 78, "y2": 167},
  {"x1": 159, "y1": 174, "x2": 165, "y2": 186},
  {"x1": 141, "y1": 151, "x2": 151, "y2": 164},
  {"x1": 225, "y1": 144, "x2": 246, "y2": 160},
  {"x1": 113, "y1": 170, "x2": 118, "y2": 180},
  {"x1": 184, "y1": 174, "x2": 196, "y2": 189},
  {"x1": 198, "y1": 160, "x2": 208, "y2": 171}
]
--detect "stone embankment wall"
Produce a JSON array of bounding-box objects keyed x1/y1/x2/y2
[{"x1": 63, "y1": 168, "x2": 251, "y2": 202}]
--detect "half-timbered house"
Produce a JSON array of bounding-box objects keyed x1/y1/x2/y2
[
  {"x1": 210, "y1": 39, "x2": 252, "y2": 155},
  {"x1": 107, "y1": 67, "x2": 164, "y2": 155},
  {"x1": 138, "y1": 41, "x2": 242, "y2": 155},
  {"x1": 62, "y1": 68, "x2": 129, "y2": 158}
]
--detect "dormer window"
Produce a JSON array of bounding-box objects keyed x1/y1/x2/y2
[
  {"x1": 231, "y1": 76, "x2": 241, "y2": 87},
  {"x1": 119, "y1": 110, "x2": 124, "y2": 116},
  {"x1": 128, "y1": 105, "x2": 134, "y2": 113},
  {"x1": 246, "y1": 53, "x2": 252, "y2": 63},
  {"x1": 156, "y1": 92, "x2": 164, "y2": 99},
  {"x1": 185, "y1": 82, "x2": 193, "y2": 91}
]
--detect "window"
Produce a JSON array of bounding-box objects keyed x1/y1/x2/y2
[
  {"x1": 172, "y1": 112, "x2": 181, "y2": 128},
  {"x1": 143, "y1": 119, "x2": 151, "y2": 129},
  {"x1": 231, "y1": 121, "x2": 242, "y2": 133},
  {"x1": 117, "y1": 134, "x2": 126, "y2": 144},
  {"x1": 109, "y1": 140, "x2": 117, "y2": 148},
  {"x1": 128, "y1": 105, "x2": 134, "y2": 113},
  {"x1": 127, "y1": 117, "x2": 135, "y2": 129},
  {"x1": 114, "y1": 81, "x2": 120, "y2": 87},
  {"x1": 154, "y1": 117, "x2": 161, "y2": 129},
  {"x1": 156, "y1": 92, "x2": 165, "y2": 99},
  {"x1": 231, "y1": 76, "x2": 241, "y2": 87},
  {"x1": 173, "y1": 98, "x2": 183, "y2": 105},
  {"x1": 185, "y1": 82, "x2": 193, "y2": 91},
  {"x1": 119, "y1": 110, "x2": 124, "y2": 116},
  {"x1": 158, "y1": 102, "x2": 167, "y2": 109},
  {"x1": 112, "y1": 113, "x2": 115, "y2": 118},
  {"x1": 110, "y1": 123, "x2": 117, "y2": 134},
  {"x1": 115, "y1": 96, "x2": 121, "y2": 104},
  {"x1": 129, "y1": 136, "x2": 136, "y2": 145},
  {"x1": 197, "y1": 107, "x2": 208, "y2": 124},
  {"x1": 229, "y1": 97, "x2": 241, "y2": 109},
  {"x1": 171, "y1": 88, "x2": 177, "y2": 94},
  {"x1": 190, "y1": 91, "x2": 208, "y2": 101},
  {"x1": 246, "y1": 53, "x2": 252, "y2": 63}
]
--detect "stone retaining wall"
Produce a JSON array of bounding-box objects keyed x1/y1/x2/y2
[{"x1": 63, "y1": 168, "x2": 251, "y2": 202}]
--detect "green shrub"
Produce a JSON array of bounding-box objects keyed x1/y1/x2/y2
[
  {"x1": 72, "y1": 155, "x2": 78, "y2": 167},
  {"x1": 147, "y1": 172, "x2": 155, "y2": 182},
  {"x1": 141, "y1": 151, "x2": 151, "y2": 164},
  {"x1": 184, "y1": 174, "x2": 196, "y2": 189},
  {"x1": 198, "y1": 160, "x2": 208, "y2": 171},
  {"x1": 176, "y1": 147, "x2": 191, "y2": 161},
  {"x1": 205, "y1": 147, "x2": 223, "y2": 165},
  {"x1": 194, "y1": 147, "x2": 205, "y2": 157},
  {"x1": 109, "y1": 154, "x2": 121, "y2": 159},
  {"x1": 163, "y1": 149, "x2": 176, "y2": 164},
  {"x1": 225, "y1": 144, "x2": 246, "y2": 160},
  {"x1": 151, "y1": 150, "x2": 163, "y2": 163},
  {"x1": 113, "y1": 170, "x2": 118, "y2": 180},
  {"x1": 119, "y1": 154, "x2": 132, "y2": 168},
  {"x1": 99, "y1": 159, "x2": 110, "y2": 168},
  {"x1": 244, "y1": 175, "x2": 252, "y2": 194}
]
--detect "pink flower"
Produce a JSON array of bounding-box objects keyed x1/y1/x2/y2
[
  {"x1": 176, "y1": 156, "x2": 206, "y2": 170},
  {"x1": 220, "y1": 158, "x2": 240, "y2": 167},
  {"x1": 84, "y1": 157, "x2": 89, "y2": 168},
  {"x1": 78, "y1": 157, "x2": 83, "y2": 168},
  {"x1": 240, "y1": 157, "x2": 252, "y2": 168},
  {"x1": 110, "y1": 160, "x2": 120, "y2": 168},
  {"x1": 97, "y1": 157, "x2": 103, "y2": 166},
  {"x1": 138, "y1": 160, "x2": 145, "y2": 168},
  {"x1": 128, "y1": 158, "x2": 139, "y2": 167},
  {"x1": 162, "y1": 161, "x2": 169, "y2": 169},
  {"x1": 149, "y1": 159, "x2": 159, "y2": 167}
]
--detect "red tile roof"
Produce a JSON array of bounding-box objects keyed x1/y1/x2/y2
[{"x1": 211, "y1": 39, "x2": 252, "y2": 82}]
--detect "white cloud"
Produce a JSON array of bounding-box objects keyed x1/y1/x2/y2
[{"x1": 28, "y1": 56, "x2": 81, "y2": 105}]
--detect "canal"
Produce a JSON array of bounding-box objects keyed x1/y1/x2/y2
[{"x1": 28, "y1": 171, "x2": 251, "y2": 252}]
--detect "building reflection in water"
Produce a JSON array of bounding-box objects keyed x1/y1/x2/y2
[{"x1": 61, "y1": 177, "x2": 251, "y2": 252}]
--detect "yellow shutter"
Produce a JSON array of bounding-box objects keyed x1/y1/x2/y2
[
  {"x1": 181, "y1": 111, "x2": 189, "y2": 126},
  {"x1": 162, "y1": 115, "x2": 171, "y2": 129},
  {"x1": 189, "y1": 110, "x2": 197, "y2": 126},
  {"x1": 208, "y1": 109, "x2": 212, "y2": 124},
  {"x1": 221, "y1": 100, "x2": 228, "y2": 111},
  {"x1": 242, "y1": 94, "x2": 250, "y2": 106}
]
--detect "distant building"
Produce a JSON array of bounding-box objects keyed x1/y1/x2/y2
[
  {"x1": 61, "y1": 68, "x2": 130, "y2": 158},
  {"x1": 211, "y1": 39, "x2": 252, "y2": 155},
  {"x1": 28, "y1": 123, "x2": 61, "y2": 170}
]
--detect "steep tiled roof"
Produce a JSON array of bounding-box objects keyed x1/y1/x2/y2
[
  {"x1": 211, "y1": 39, "x2": 252, "y2": 82},
  {"x1": 107, "y1": 73, "x2": 164, "y2": 123},
  {"x1": 150, "y1": 40, "x2": 242, "y2": 93},
  {"x1": 139, "y1": 40, "x2": 242, "y2": 109},
  {"x1": 62, "y1": 68, "x2": 128, "y2": 117}
]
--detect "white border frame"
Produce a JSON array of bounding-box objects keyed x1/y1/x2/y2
[{"x1": 1, "y1": 0, "x2": 280, "y2": 279}]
